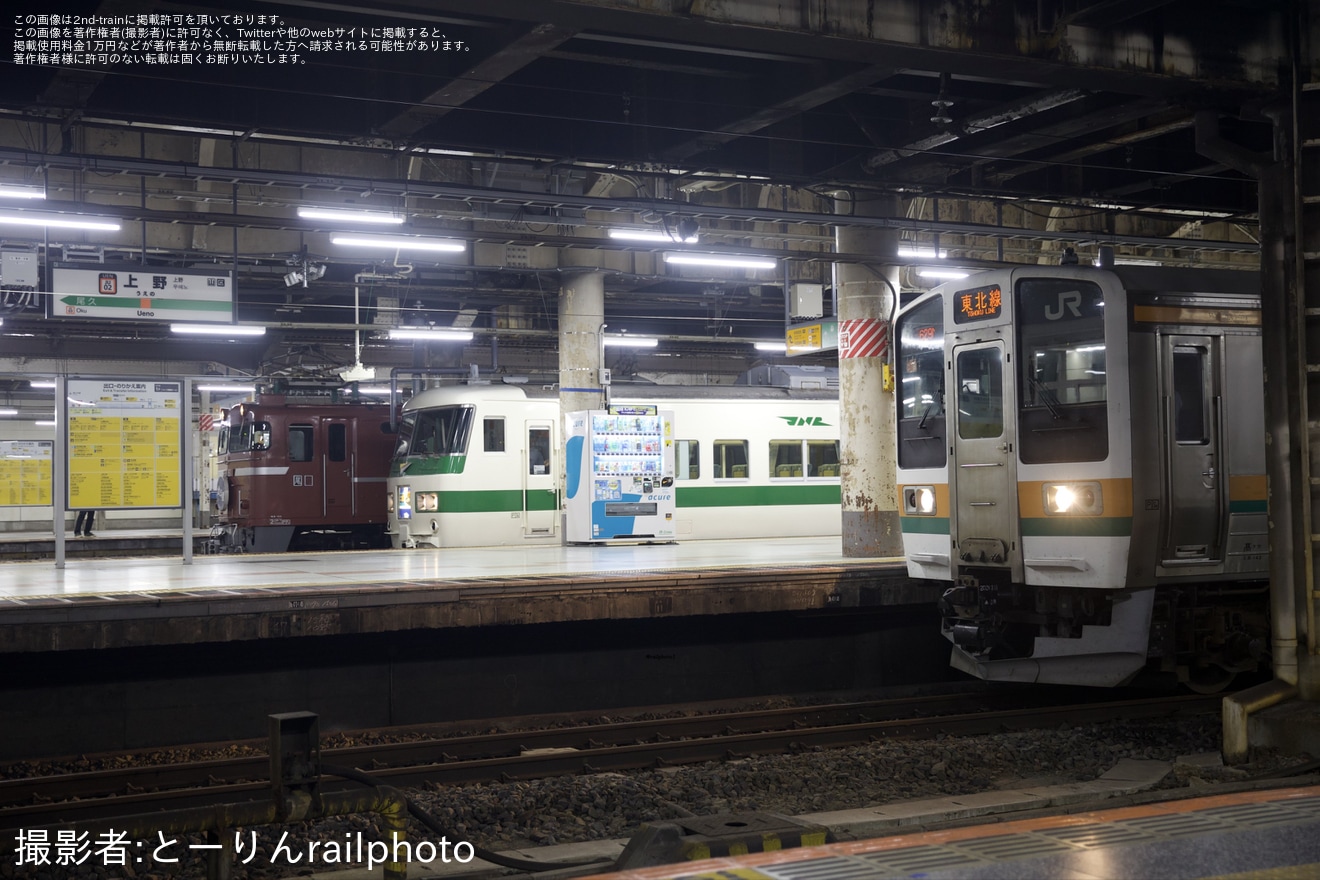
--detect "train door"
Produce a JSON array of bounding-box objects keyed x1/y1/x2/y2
[
  {"x1": 323, "y1": 418, "x2": 353, "y2": 522},
  {"x1": 951, "y1": 341, "x2": 1017, "y2": 566},
  {"x1": 1160, "y1": 336, "x2": 1224, "y2": 563},
  {"x1": 523, "y1": 421, "x2": 557, "y2": 537}
]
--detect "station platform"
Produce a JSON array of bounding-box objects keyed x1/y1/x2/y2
[
  {"x1": 591, "y1": 780, "x2": 1320, "y2": 880},
  {"x1": 304, "y1": 763, "x2": 1320, "y2": 880},
  {"x1": 0, "y1": 536, "x2": 922, "y2": 654},
  {"x1": 0, "y1": 526, "x2": 203, "y2": 560}
]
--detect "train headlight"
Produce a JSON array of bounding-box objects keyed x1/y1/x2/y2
[
  {"x1": 386, "y1": 493, "x2": 395, "y2": 513},
  {"x1": 903, "y1": 485, "x2": 937, "y2": 516},
  {"x1": 417, "y1": 492, "x2": 439, "y2": 512},
  {"x1": 1044, "y1": 482, "x2": 1102, "y2": 515}
]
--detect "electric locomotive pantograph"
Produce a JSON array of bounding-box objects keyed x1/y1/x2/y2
[{"x1": 895, "y1": 265, "x2": 1270, "y2": 690}]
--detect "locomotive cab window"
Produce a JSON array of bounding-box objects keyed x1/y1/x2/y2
[
  {"x1": 252, "y1": 421, "x2": 272, "y2": 452},
  {"x1": 288, "y1": 425, "x2": 313, "y2": 462},
  {"x1": 1016, "y1": 279, "x2": 1109, "y2": 463}
]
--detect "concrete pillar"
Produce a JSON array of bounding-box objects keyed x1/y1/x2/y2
[
  {"x1": 834, "y1": 195, "x2": 902, "y2": 557},
  {"x1": 558, "y1": 269, "x2": 607, "y2": 418}
]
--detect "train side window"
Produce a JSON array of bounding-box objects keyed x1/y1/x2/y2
[
  {"x1": 714, "y1": 440, "x2": 748, "y2": 479},
  {"x1": 895, "y1": 295, "x2": 947, "y2": 470},
  {"x1": 484, "y1": 418, "x2": 505, "y2": 452},
  {"x1": 1173, "y1": 348, "x2": 1208, "y2": 444},
  {"x1": 808, "y1": 440, "x2": 840, "y2": 477},
  {"x1": 769, "y1": 440, "x2": 804, "y2": 478},
  {"x1": 217, "y1": 425, "x2": 230, "y2": 453},
  {"x1": 676, "y1": 439, "x2": 699, "y2": 480},
  {"x1": 252, "y1": 421, "x2": 272, "y2": 451},
  {"x1": 288, "y1": 425, "x2": 313, "y2": 462},
  {"x1": 328, "y1": 424, "x2": 347, "y2": 461}
]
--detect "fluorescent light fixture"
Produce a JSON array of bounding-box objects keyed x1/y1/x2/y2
[
  {"x1": 609, "y1": 228, "x2": 698, "y2": 244},
  {"x1": 0, "y1": 408, "x2": 17, "y2": 416},
  {"x1": 196, "y1": 384, "x2": 255, "y2": 393},
  {"x1": 0, "y1": 212, "x2": 120, "y2": 231},
  {"x1": 754, "y1": 341, "x2": 787, "y2": 352},
  {"x1": 29, "y1": 380, "x2": 57, "y2": 388},
  {"x1": 663, "y1": 253, "x2": 777, "y2": 270},
  {"x1": 347, "y1": 386, "x2": 395, "y2": 395},
  {"x1": 0, "y1": 186, "x2": 44, "y2": 200},
  {"x1": 898, "y1": 247, "x2": 948, "y2": 259},
  {"x1": 918, "y1": 268, "x2": 970, "y2": 280},
  {"x1": 1112, "y1": 258, "x2": 1163, "y2": 266},
  {"x1": 298, "y1": 206, "x2": 405, "y2": 225},
  {"x1": 170, "y1": 323, "x2": 267, "y2": 337},
  {"x1": 603, "y1": 335, "x2": 658, "y2": 348},
  {"x1": 388, "y1": 328, "x2": 475, "y2": 342},
  {"x1": 35, "y1": 420, "x2": 56, "y2": 426},
  {"x1": 331, "y1": 234, "x2": 465, "y2": 252}
]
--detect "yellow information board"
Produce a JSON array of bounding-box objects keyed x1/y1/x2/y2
[
  {"x1": 67, "y1": 380, "x2": 182, "y2": 509},
  {"x1": 0, "y1": 441, "x2": 53, "y2": 506}
]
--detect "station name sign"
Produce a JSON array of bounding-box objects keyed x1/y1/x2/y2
[{"x1": 47, "y1": 263, "x2": 234, "y2": 324}]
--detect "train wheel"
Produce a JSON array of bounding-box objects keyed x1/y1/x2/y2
[{"x1": 1184, "y1": 663, "x2": 1235, "y2": 694}]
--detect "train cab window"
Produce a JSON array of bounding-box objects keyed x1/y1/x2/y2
[
  {"x1": 769, "y1": 440, "x2": 804, "y2": 478},
  {"x1": 252, "y1": 422, "x2": 271, "y2": 452},
  {"x1": 395, "y1": 405, "x2": 475, "y2": 458},
  {"x1": 1173, "y1": 348, "x2": 1208, "y2": 444},
  {"x1": 1016, "y1": 278, "x2": 1109, "y2": 463},
  {"x1": 288, "y1": 425, "x2": 313, "y2": 462},
  {"x1": 328, "y1": 424, "x2": 347, "y2": 461},
  {"x1": 895, "y1": 295, "x2": 947, "y2": 470},
  {"x1": 217, "y1": 424, "x2": 230, "y2": 453},
  {"x1": 714, "y1": 440, "x2": 748, "y2": 479},
  {"x1": 676, "y1": 440, "x2": 699, "y2": 480},
  {"x1": 483, "y1": 418, "x2": 506, "y2": 452}
]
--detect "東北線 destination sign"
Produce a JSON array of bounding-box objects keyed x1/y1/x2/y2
[{"x1": 47, "y1": 264, "x2": 234, "y2": 323}]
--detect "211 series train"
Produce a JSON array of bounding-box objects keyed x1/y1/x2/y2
[
  {"x1": 895, "y1": 264, "x2": 1269, "y2": 690},
  {"x1": 211, "y1": 395, "x2": 396, "y2": 552},
  {"x1": 387, "y1": 376, "x2": 842, "y2": 549}
]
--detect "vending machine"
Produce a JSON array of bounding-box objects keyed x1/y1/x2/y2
[{"x1": 565, "y1": 405, "x2": 676, "y2": 543}]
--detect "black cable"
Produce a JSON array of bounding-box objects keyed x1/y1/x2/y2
[{"x1": 321, "y1": 763, "x2": 616, "y2": 874}]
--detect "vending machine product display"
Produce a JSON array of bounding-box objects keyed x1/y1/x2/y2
[{"x1": 565, "y1": 406, "x2": 676, "y2": 542}]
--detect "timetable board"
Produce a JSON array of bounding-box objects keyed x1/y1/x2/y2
[
  {"x1": 66, "y1": 380, "x2": 183, "y2": 509},
  {"x1": 0, "y1": 440, "x2": 52, "y2": 506}
]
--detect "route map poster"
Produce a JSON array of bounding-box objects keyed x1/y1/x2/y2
[
  {"x1": 0, "y1": 440, "x2": 52, "y2": 506},
  {"x1": 66, "y1": 380, "x2": 182, "y2": 509}
]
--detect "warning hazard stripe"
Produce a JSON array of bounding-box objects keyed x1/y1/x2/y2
[{"x1": 839, "y1": 318, "x2": 887, "y2": 359}]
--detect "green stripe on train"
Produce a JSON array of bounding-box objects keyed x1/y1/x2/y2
[
  {"x1": 899, "y1": 516, "x2": 950, "y2": 534},
  {"x1": 429, "y1": 488, "x2": 557, "y2": 513},
  {"x1": 1020, "y1": 517, "x2": 1133, "y2": 537},
  {"x1": 675, "y1": 484, "x2": 841, "y2": 508}
]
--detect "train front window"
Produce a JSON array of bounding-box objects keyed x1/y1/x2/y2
[
  {"x1": 394, "y1": 405, "x2": 475, "y2": 458},
  {"x1": 895, "y1": 295, "x2": 946, "y2": 469},
  {"x1": 1016, "y1": 278, "x2": 1109, "y2": 463},
  {"x1": 956, "y1": 349, "x2": 1004, "y2": 439},
  {"x1": 252, "y1": 421, "x2": 271, "y2": 452}
]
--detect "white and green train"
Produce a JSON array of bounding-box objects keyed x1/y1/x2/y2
[{"x1": 386, "y1": 377, "x2": 842, "y2": 549}]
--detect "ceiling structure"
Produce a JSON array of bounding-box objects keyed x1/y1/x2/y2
[{"x1": 0, "y1": 0, "x2": 1298, "y2": 397}]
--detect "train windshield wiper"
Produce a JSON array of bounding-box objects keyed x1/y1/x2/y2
[
  {"x1": 918, "y1": 402, "x2": 935, "y2": 429},
  {"x1": 1027, "y1": 374, "x2": 1063, "y2": 420}
]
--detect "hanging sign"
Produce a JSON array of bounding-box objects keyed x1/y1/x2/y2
[{"x1": 47, "y1": 264, "x2": 233, "y2": 323}]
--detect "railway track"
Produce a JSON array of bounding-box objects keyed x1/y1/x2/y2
[{"x1": 2, "y1": 691, "x2": 1221, "y2": 830}]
